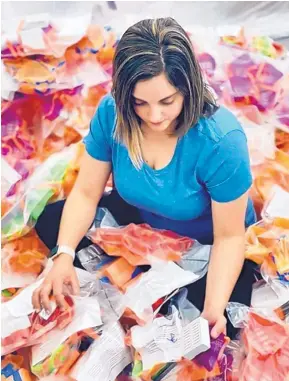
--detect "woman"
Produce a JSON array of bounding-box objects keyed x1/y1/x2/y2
[{"x1": 33, "y1": 18, "x2": 257, "y2": 339}]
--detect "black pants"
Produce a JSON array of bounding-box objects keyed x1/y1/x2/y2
[{"x1": 35, "y1": 190, "x2": 257, "y2": 339}]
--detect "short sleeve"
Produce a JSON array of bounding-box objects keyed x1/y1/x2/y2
[
  {"x1": 83, "y1": 96, "x2": 113, "y2": 162},
  {"x1": 202, "y1": 130, "x2": 252, "y2": 203}
]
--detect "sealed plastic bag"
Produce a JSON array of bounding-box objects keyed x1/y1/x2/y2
[
  {"x1": 30, "y1": 276, "x2": 125, "y2": 377},
  {"x1": 79, "y1": 277, "x2": 126, "y2": 325},
  {"x1": 2, "y1": 287, "x2": 75, "y2": 355},
  {"x1": 276, "y1": 128, "x2": 289, "y2": 153},
  {"x1": 77, "y1": 244, "x2": 143, "y2": 291},
  {"x1": 250, "y1": 150, "x2": 289, "y2": 217},
  {"x1": 87, "y1": 223, "x2": 194, "y2": 266},
  {"x1": 30, "y1": 296, "x2": 101, "y2": 377},
  {"x1": 260, "y1": 236, "x2": 289, "y2": 285},
  {"x1": 31, "y1": 329, "x2": 99, "y2": 378},
  {"x1": 2, "y1": 266, "x2": 124, "y2": 356},
  {"x1": 245, "y1": 217, "x2": 289, "y2": 265},
  {"x1": 240, "y1": 117, "x2": 276, "y2": 166},
  {"x1": 177, "y1": 241, "x2": 211, "y2": 280},
  {"x1": 221, "y1": 49, "x2": 285, "y2": 113},
  {"x1": 227, "y1": 307, "x2": 289, "y2": 381},
  {"x1": 77, "y1": 243, "x2": 115, "y2": 272},
  {"x1": 152, "y1": 350, "x2": 233, "y2": 381},
  {"x1": 262, "y1": 185, "x2": 289, "y2": 221},
  {"x1": 1, "y1": 229, "x2": 49, "y2": 291},
  {"x1": 251, "y1": 279, "x2": 289, "y2": 312},
  {"x1": 1, "y1": 143, "x2": 79, "y2": 242},
  {"x1": 1, "y1": 352, "x2": 35, "y2": 381}
]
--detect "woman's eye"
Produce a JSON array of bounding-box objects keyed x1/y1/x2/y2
[{"x1": 162, "y1": 100, "x2": 174, "y2": 105}]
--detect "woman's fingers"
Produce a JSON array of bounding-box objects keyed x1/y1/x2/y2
[
  {"x1": 39, "y1": 282, "x2": 53, "y2": 312},
  {"x1": 32, "y1": 263, "x2": 78, "y2": 313},
  {"x1": 53, "y1": 278, "x2": 67, "y2": 310},
  {"x1": 210, "y1": 316, "x2": 227, "y2": 339},
  {"x1": 32, "y1": 287, "x2": 42, "y2": 312},
  {"x1": 71, "y1": 272, "x2": 80, "y2": 296}
]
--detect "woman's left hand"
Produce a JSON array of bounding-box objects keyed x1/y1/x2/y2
[{"x1": 201, "y1": 310, "x2": 227, "y2": 339}]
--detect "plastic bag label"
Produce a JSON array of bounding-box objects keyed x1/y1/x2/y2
[{"x1": 39, "y1": 300, "x2": 57, "y2": 320}]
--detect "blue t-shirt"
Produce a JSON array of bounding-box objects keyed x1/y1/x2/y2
[{"x1": 84, "y1": 94, "x2": 256, "y2": 244}]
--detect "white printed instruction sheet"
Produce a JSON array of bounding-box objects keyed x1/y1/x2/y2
[
  {"x1": 131, "y1": 309, "x2": 210, "y2": 370},
  {"x1": 124, "y1": 261, "x2": 199, "y2": 321},
  {"x1": 71, "y1": 322, "x2": 132, "y2": 381}
]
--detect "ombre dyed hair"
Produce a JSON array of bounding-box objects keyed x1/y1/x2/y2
[{"x1": 112, "y1": 17, "x2": 218, "y2": 168}]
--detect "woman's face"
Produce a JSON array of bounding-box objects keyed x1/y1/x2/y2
[{"x1": 133, "y1": 72, "x2": 184, "y2": 134}]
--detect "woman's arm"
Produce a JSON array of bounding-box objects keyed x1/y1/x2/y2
[
  {"x1": 32, "y1": 151, "x2": 111, "y2": 311},
  {"x1": 202, "y1": 192, "x2": 248, "y2": 337},
  {"x1": 57, "y1": 151, "x2": 111, "y2": 255}
]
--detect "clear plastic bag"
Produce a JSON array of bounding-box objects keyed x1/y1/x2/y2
[
  {"x1": 250, "y1": 150, "x2": 289, "y2": 218},
  {"x1": 260, "y1": 235, "x2": 289, "y2": 286},
  {"x1": 1, "y1": 143, "x2": 79, "y2": 243},
  {"x1": 239, "y1": 117, "x2": 276, "y2": 166},
  {"x1": 90, "y1": 206, "x2": 119, "y2": 229},
  {"x1": 1, "y1": 351, "x2": 35, "y2": 381},
  {"x1": 1, "y1": 228, "x2": 49, "y2": 292},
  {"x1": 87, "y1": 222, "x2": 194, "y2": 266},
  {"x1": 2, "y1": 289, "x2": 75, "y2": 355},
  {"x1": 251, "y1": 279, "x2": 289, "y2": 312},
  {"x1": 79, "y1": 278, "x2": 126, "y2": 325},
  {"x1": 77, "y1": 243, "x2": 143, "y2": 291},
  {"x1": 31, "y1": 329, "x2": 98, "y2": 378},
  {"x1": 226, "y1": 306, "x2": 289, "y2": 381},
  {"x1": 30, "y1": 280, "x2": 124, "y2": 377},
  {"x1": 245, "y1": 217, "x2": 289, "y2": 265},
  {"x1": 1, "y1": 267, "x2": 124, "y2": 356},
  {"x1": 177, "y1": 241, "x2": 211, "y2": 280},
  {"x1": 77, "y1": 244, "x2": 113, "y2": 273},
  {"x1": 147, "y1": 347, "x2": 233, "y2": 381}
]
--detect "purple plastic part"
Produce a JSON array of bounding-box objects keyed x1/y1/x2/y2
[
  {"x1": 279, "y1": 116, "x2": 289, "y2": 126},
  {"x1": 257, "y1": 63, "x2": 283, "y2": 86},
  {"x1": 198, "y1": 53, "x2": 216, "y2": 77},
  {"x1": 194, "y1": 333, "x2": 227, "y2": 372},
  {"x1": 229, "y1": 76, "x2": 253, "y2": 97},
  {"x1": 209, "y1": 80, "x2": 225, "y2": 97},
  {"x1": 251, "y1": 89, "x2": 277, "y2": 111},
  {"x1": 233, "y1": 53, "x2": 255, "y2": 67},
  {"x1": 229, "y1": 53, "x2": 256, "y2": 77},
  {"x1": 42, "y1": 25, "x2": 53, "y2": 34},
  {"x1": 1, "y1": 43, "x2": 22, "y2": 59}
]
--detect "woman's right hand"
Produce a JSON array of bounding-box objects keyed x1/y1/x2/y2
[{"x1": 32, "y1": 255, "x2": 80, "y2": 313}]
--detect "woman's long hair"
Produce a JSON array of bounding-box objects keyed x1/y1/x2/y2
[{"x1": 112, "y1": 17, "x2": 217, "y2": 168}]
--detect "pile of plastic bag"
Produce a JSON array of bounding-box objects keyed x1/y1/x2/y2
[{"x1": 1, "y1": 15, "x2": 289, "y2": 381}]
